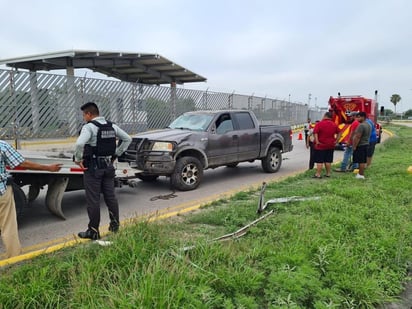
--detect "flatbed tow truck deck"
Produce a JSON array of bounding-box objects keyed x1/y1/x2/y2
[{"x1": 7, "y1": 150, "x2": 141, "y2": 220}]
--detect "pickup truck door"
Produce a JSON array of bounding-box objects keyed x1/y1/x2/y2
[
  {"x1": 232, "y1": 112, "x2": 260, "y2": 161},
  {"x1": 206, "y1": 113, "x2": 239, "y2": 165}
]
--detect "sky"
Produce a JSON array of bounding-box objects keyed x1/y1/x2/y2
[{"x1": 1, "y1": 0, "x2": 411, "y2": 112}]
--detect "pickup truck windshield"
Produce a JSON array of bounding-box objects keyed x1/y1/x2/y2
[{"x1": 169, "y1": 114, "x2": 214, "y2": 131}]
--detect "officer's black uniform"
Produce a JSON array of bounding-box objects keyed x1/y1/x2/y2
[
  {"x1": 83, "y1": 155, "x2": 119, "y2": 237},
  {"x1": 75, "y1": 116, "x2": 131, "y2": 240}
]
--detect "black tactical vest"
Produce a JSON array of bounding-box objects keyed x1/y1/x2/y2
[{"x1": 84, "y1": 120, "x2": 117, "y2": 158}]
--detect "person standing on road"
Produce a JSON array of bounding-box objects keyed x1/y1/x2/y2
[
  {"x1": 365, "y1": 117, "x2": 377, "y2": 167},
  {"x1": 0, "y1": 141, "x2": 62, "y2": 258},
  {"x1": 304, "y1": 118, "x2": 312, "y2": 143},
  {"x1": 312, "y1": 112, "x2": 340, "y2": 178},
  {"x1": 335, "y1": 112, "x2": 360, "y2": 172},
  {"x1": 352, "y1": 112, "x2": 371, "y2": 179},
  {"x1": 74, "y1": 102, "x2": 132, "y2": 240},
  {"x1": 306, "y1": 120, "x2": 318, "y2": 170}
]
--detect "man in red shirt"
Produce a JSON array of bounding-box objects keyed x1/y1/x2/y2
[{"x1": 312, "y1": 112, "x2": 340, "y2": 178}]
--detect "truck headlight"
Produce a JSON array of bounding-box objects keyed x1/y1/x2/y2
[{"x1": 152, "y1": 142, "x2": 174, "y2": 152}]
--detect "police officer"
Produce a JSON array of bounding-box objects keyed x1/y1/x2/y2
[
  {"x1": 303, "y1": 118, "x2": 312, "y2": 142},
  {"x1": 74, "y1": 102, "x2": 131, "y2": 240}
]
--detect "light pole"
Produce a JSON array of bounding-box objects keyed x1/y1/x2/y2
[{"x1": 307, "y1": 93, "x2": 312, "y2": 119}]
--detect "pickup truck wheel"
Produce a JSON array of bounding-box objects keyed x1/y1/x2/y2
[
  {"x1": 137, "y1": 174, "x2": 159, "y2": 182},
  {"x1": 11, "y1": 182, "x2": 27, "y2": 220},
  {"x1": 171, "y1": 156, "x2": 203, "y2": 191},
  {"x1": 261, "y1": 147, "x2": 282, "y2": 173}
]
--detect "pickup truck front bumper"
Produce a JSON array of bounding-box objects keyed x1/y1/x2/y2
[
  {"x1": 122, "y1": 138, "x2": 176, "y2": 175},
  {"x1": 136, "y1": 152, "x2": 176, "y2": 175}
]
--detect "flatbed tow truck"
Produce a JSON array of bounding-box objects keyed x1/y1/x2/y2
[{"x1": 7, "y1": 150, "x2": 141, "y2": 220}]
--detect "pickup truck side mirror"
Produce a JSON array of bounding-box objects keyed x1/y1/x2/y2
[{"x1": 210, "y1": 124, "x2": 217, "y2": 134}]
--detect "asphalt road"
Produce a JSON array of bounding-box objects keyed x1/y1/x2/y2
[{"x1": 1, "y1": 133, "x2": 342, "y2": 255}]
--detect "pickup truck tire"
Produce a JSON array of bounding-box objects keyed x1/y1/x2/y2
[
  {"x1": 137, "y1": 174, "x2": 159, "y2": 182},
  {"x1": 261, "y1": 147, "x2": 282, "y2": 173},
  {"x1": 171, "y1": 156, "x2": 203, "y2": 191},
  {"x1": 11, "y1": 182, "x2": 27, "y2": 220}
]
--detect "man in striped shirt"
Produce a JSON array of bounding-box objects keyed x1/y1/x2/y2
[{"x1": 0, "y1": 141, "x2": 62, "y2": 258}]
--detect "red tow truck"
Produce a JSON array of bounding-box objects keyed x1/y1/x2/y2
[{"x1": 328, "y1": 91, "x2": 382, "y2": 148}]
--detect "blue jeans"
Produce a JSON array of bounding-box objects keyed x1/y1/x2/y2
[{"x1": 341, "y1": 146, "x2": 359, "y2": 171}]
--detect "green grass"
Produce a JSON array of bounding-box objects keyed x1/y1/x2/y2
[{"x1": 1, "y1": 124, "x2": 412, "y2": 308}]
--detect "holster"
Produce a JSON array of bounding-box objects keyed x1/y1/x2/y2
[{"x1": 96, "y1": 157, "x2": 111, "y2": 169}]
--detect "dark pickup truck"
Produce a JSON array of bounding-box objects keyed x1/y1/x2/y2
[{"x1": 121, "y1": 110, "x2": 293, "y2": 191}]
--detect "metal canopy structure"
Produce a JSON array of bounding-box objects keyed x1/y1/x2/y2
[{"x1": 0, "y1": 50, "x2": 207, "y2": 85}]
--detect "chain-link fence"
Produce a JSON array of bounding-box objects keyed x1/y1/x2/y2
[{"x1": 0, "y1": 68, "x2": 323, "y2": 140}]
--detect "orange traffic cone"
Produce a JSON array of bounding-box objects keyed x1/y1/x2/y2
[{"x1": 298, "y1": 131, "x2": 303, "y2": 140}]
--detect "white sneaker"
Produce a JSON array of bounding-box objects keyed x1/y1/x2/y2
[{"x1": 355, "y1": 174, "x2": 365, "y2": 179}]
